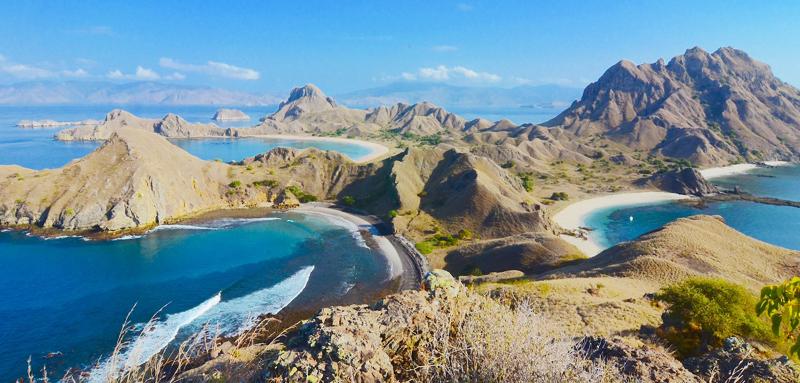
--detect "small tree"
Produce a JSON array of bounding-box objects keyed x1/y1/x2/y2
[
  {"x1": 757, "y1": 276, "x2": 800, "y2": 356},
  {"x1": 341, "y1": 195, "x2": 356, "y2": 206}
]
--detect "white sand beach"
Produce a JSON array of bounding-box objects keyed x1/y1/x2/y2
[
  {"x1": 552, "y1": 192, "x2": 691, "y2": 257},
  {"x1": 699, "y1": 161, "x2": 792, "y2": 179},
  {"x1": 252, "y1": 134, "x2": 390, "y2": 163},
  {"x1": 293, "y1": 203, "x2": 404, "y2": 279}
]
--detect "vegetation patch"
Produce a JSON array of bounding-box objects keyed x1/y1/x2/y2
[
  {"x1": 286, "y1": 185, "x2": 318, "y2": 203},
  {"x1": 655, "y1": 277, "x2": 778, "y2": 357}
]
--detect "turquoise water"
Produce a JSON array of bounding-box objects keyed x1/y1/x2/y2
[
  {"x1": 0, "y1": 105, "x2": 374, "y2": 169},
  {"x1": 584, "y1": 165, "x2": 800, "y2": 251},
  {"x1": 0, "y1": 212, "x2": 389, "y2": 381}
]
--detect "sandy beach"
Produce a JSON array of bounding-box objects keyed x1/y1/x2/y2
[
  {"x1": 699, "y1": 161, "x2": 792, "y2": 179},
  {"x1": 250, "y1": 134, "x2": 390, "y2": 163},
  {"x1": 553, "y1": 192, "x2": 691, "y2": 257},
  {"x1": 292, "y1": 203, "x2": 405, "y2": 280}
]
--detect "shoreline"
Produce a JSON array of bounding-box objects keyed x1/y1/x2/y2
[
  {"x1": 699, "y1": 161, "x2": 792, "y2": 180},
  {"x1": 552, "y1": 191, "x2": 691, "y2": 257},
  {"x1": 290, "y1": 202, "x2": 421, "y2": 287},
  {"x1": 245, "y1": 134, "x2": 391, "y2": 163}
]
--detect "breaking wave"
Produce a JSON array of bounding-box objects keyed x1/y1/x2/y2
[{"x1": 85, "y1": 265, "x2": 314, "y2": 381}]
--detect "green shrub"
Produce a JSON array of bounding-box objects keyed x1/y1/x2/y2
[
  {"x1": 500, "y1": 161, "x2": 515, "y2": 169},
  {"x1": 388, "y1": 209, "x2": 399, "y2": 218},
  {"x1": 519, "y1": 174, "x2": 534, "y2": 192},
  {"x1": 253, "y1": 179, "x2": 279, "y2": 188},
  {"x1": 549, "y1": 192, "x2": 569, "y2": 201},
  {"x1": 65, "y1": 208, "x2": 75, "y2": 216},
  {"x1": 656, "y1": 277, "x2": 775, "y2": 357},
  {"x1": 415, "y1": 241, "x2": 434, "y2": 254},
  {"x1": 286, "y1": 185, "x2": 318, "y2": 203},
  {"x1": 228, "y1": 180, "x2": 242, "y2": 188},
  {"x1": 341, "y1": 195, "x2": 356, "y2": 206},
  {"x1": 457, "y1": 229, "x2": 473, "y2": 240}
]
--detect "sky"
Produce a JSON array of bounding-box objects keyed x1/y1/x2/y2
[{"x1": 0, "y1": 0, "x2": 798, "y2": 94}]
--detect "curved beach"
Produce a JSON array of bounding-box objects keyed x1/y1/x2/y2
[
  {"x1": 553, "y1": 192, "x2": 691, "y2": 256},
  {"x1": 699, "y1": 161, "x2": 791, "y2": 179},
  {"x1": 251, "y1": 134, "x2": 390, "y2": 163}
]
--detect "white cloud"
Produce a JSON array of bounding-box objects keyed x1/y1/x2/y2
[
  {"x1": 432, "y1": 45, "x2": 458, "y2": 52},
  {"x1": 409, "y1": 65, "x2": 501, "y2": 83},
  {"x1": 1, "y1": 63, "x2": 54, "y2": 79},
  {"x1": 164, "y1": 72, "x2": 186, "y2": 81},
  {"x1": 106, "y1": 66, "x2": 169, "y2": 81},
  {"x1": 106, "y1": 69, "x2": 125, "y2": 79},
  {"x1": 419, "y1": 65, "x2": 451, "y2": 81},
  {"x1": 135, "y1": 66, "x2": 160, "y2": 80},
  {"x1": 400, "y1": 72, "x2": 417, "y2": 81},
  {"x1": 61, "y1": 68, "x2": 89, "y2": 77},
  {"x1": 159, "y1": 58, "x2": 260, "y2": 80}
]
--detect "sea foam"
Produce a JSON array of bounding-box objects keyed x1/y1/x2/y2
[{"x1": 86, "y1": 265, "x2": 314, "y2": 381}]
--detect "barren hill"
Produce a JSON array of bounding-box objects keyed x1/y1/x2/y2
[
  {"x1": 0, "y1": 128, "x2": 234, "y2": 231},
  {"x1": 545, "y1": 47, "x2": 800, "y2": 166},
  {"x1": 544, "y1": 215, "x2": 800, "y2": 289}
]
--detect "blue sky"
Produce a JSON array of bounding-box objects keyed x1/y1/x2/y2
[{"x1": 0, "y1": 0, "x2": 798, "y2": 94}]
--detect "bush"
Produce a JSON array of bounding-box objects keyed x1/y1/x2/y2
[
  {"x1": 456, "y1": 229, "x2": 473, "y2": 240},
  {"x1": 549, "y1": 192, "x2": 569, "y2": 201},
  {"x1": 415, "y1": 241, "x2": 434, "y2": 254},
  {"x1": 228, "y1": 180, "x2": 242, "y2": 188},
  {"x1": 341, "y1": 195, "x2": 356, "y2": 206},
  {"x1": 656, "y1": 277, "x2": 775, "y2": 357},
  {"x1": 757, "y1": 276, "x2": 800, "y2": 356},
  {"x1": 286, "y1": 185, "x2": 318, "y2": 203},
  {"x1": 500, "y1": 161, "x2": 515, "y2": 169},
  {"x1": 388, "y1": 209, "x2": 399, "y2": 218},
  {"x1": 253, "y1": 179, "x2": 279, "y2": 188},
  {"x1": 519, "y1": 174, "x2": 534, "y2": 192}
]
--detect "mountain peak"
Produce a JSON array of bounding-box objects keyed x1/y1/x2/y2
[{"x1": 287, "y1": 84, "x2": 328, "y2": 102}]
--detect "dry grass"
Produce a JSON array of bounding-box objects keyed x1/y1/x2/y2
[
  {"x1": 25, "y1": 306, "x2": 277, "y2": 383},
  {"x1": 409, "y1": 292, "x2": 631, "y2": 383}
]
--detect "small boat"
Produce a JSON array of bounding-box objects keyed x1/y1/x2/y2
[{"x1": 629, "y1": 216, "x2": 634, "y2": 222}]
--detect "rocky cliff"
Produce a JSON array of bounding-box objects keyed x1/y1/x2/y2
[{"x1": 545, "y1": 47, "x2": 800, "y2": 166}]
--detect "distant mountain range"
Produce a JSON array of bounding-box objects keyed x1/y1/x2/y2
[
  {"x1": 0, "y1": 81, "x2": 282, "y2": 106},
  {"x1": 335, "y1": 82, "x2": 583, "y2": 109}
]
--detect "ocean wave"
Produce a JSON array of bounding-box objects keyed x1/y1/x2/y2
[
  {"x1": 86, "y1": 265, "x2": 314, "y2": 380},
  {"x1": 148, "y1": 217, "x2": 281, "y2": 233},
  {"x1": 112, "y1": 234, "x2": 143, "y2": 241},
  {"x1": 148, "y1": 224, "x2": 219, "y2": 232},
  {"x1": 189, "y1": 265, "x2": 314, "y2": 335},
  {"x1": 86, "y1": 293, "x2": 222, "y2": 382}
]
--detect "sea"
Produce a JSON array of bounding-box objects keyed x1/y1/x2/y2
[
  {"x1": 0, "y1": 105, "x2": 397, "y2": 381},
  {"x1": 584, "y1": 165, "x2": 800, "y2": 251}
]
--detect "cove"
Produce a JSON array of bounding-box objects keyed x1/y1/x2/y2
[{"x1": 0, "y1": 212, "x2": 391, "y2": 381}]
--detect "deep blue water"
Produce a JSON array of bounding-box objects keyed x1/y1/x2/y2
[
  {"x1": 0, "y1": 212, "x2": 389, "y2": 381},
  {"x1": 585, "y1": 165, "x2": 800, "y2": 251},
  {"x1": 0, "y1": 105, "x2": 377, "y2": 169}
]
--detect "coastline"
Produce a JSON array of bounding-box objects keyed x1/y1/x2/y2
[
  {"x1": 552, "y1": 191, "x2": 691, "y2": 257},
  {"x1": 246, "y1": 134, "x2": 391, "y2": 163},
  {"x1": 291, "y1": 203, "x2": 418, "y2": 286},
  {"x1": 699, "y1": 161, "x2": 792, "y2": 180}
]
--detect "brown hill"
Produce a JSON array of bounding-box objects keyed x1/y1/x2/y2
[
  {"x1": 0, "y1": 128, "x2": 234, "y2": 232},
  {"x1": 543, "y1": 215, "x2": 800, "y2": 290},
  {"x1": 545, "y1": 47, "x2": 800, "y2": 166}
]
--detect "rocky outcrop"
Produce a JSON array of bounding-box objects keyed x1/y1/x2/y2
[
  {"x1": 269, "y1": 84, "x2": 340, "y2": 121},
  {"x1": 365, "y1": 101, "x2": 466, "y2": 135},
  {"x1": 56, "y1": 109, "x2": 229, "y2": 141},
  {"x1": 579, "y1": 336, "x2": 702, "y2": 382},
  {"x1": 683, "y1": 337, "x2": 800, "y2": 383},
  {"x1": 643, "y1": 167, "x2": 719, "y2": 196},
  {"x1": 545, "y1": 47, "x2": 800, "y2": 166},
  {"x1": 212, "y1": 108, "x2": 250, "y2": 121}
]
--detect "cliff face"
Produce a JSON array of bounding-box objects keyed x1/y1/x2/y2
[
  {"x1": 642, "y1": 167, "x2": 719, "y2": 196},
  {"x1": 545, "y1": 47, "x2": 800, "y2": 166}
]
